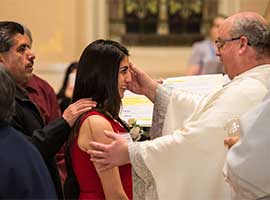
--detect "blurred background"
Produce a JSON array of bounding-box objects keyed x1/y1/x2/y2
[{"x1": 1, "y1": 0, "x2": 270, "y2": 91}]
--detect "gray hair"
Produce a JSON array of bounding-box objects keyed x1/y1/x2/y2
[
  {"x1": 0, "y1": 64, "x2": 16, "y2": 123},
  {"x1": 0, "y1": 21, "x2": 24, "y2": 52},
  {"x1": 23, "y1": 25, "x2": 33, "y2": 45},
  {"x1": 230, "y1": 16, "x2": 270, "y2": 56}
]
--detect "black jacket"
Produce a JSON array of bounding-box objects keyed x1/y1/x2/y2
[{"x1": 10, "y1": 86, "x2": 70, "y2": 199}]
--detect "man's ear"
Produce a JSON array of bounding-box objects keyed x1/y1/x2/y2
[
  {"x1": 238, "y1": 37, "x2": 248, "y2": 54},
  {"x1": 240, "y1": 36, "x2": 249, "y2": 48},
  {"x1": 0, "y1": 53, "x2": 6, "y2": 63}
]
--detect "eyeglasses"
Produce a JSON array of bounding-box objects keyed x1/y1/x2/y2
[{"x1": 215, "y1": 37, "x2": 241, "y2": 51}]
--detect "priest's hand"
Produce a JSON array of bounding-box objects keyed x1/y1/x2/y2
[
  {"x1": 224, "y1": 136, "x2": 239, "y2": 149},
  {"x1": 88, "y1": 131, "x2": 130, "y2": 171},
  {"x1": 128, "y1": 63, "x2": 158, "y2": 102}
]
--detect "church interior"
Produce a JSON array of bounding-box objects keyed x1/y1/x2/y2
[{"x1": 0, "y1": 0, "x2": 270, "y2": 92}]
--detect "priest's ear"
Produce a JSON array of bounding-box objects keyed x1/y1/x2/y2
[
  {"x1": 240, "y1": 36, "x2": 250, "y2": 48},
  {"x1": 238, "y1": 36, "x2": 250, "y2": 54}
]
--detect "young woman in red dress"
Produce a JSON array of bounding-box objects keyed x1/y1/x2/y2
[{"x1": 64, "y1": 40, "x2": 133, "y2": 200}]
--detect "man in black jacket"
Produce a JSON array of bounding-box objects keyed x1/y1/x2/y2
[{"x1": 0, "y1": 21, "x2": 96, "y2": 199}]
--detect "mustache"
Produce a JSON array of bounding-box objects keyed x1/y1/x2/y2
[{"x1": 27, "y1": 60, "x2": 34, "y2": 67}]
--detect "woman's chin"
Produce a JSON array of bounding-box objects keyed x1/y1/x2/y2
[{"x1": 119, "y1": 89, "x2": 125, "y2": 99}]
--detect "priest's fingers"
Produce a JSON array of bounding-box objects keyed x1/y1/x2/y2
[
  {"x1": 88, "y1": 149, "x2": 107, "y2": 159},
  {"x1": 155, "y1": 78, "x2": 163, "y2": 84},
  {"x1": 94, "y1": 162, "x2": 115, "y2": 172},
  {"x1": 224, "y1": 136, "x2": 239, "y2": 149},
  {"x1": 128, "y1": 62, "x2": 138, "y2": 75},
  {"x1": 90, "y1": 156, "x2": 114, "y2": 167},
  {"x1": 104, "y1": 130, "x2": 121, "y2": 140},
  {"x1": 89, "y1": 141, "x2": 108, "y2": 152},
  {"x1": 89, "y1": 154, "x2": 115, "y2": 172}
]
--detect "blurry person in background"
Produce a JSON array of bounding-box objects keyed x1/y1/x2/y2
[
  {"x1": 187, "y1": 14, "x2": 226, "y2": 75},
  {"x1": 57, "y1": 61, "x2": 78, "y2": 113},
  {"x1": 0, "y1": 64, "x2": 57, "y2": 199},
  {"x1": 56, "y1": 61, "x2": 78, "y2": 186}
]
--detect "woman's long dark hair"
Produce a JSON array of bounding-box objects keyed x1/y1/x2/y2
[{"x1": 64, "y1": 39, "x2": 129, "y2": 199}]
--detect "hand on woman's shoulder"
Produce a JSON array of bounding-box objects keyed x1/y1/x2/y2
[{"x1": 78, "y1": 115, "x2": 114, "y2": 151}]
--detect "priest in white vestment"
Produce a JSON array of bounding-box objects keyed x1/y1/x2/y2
[
  {"x1": 129, "y1": 64, "x2": 270, "y2": 200},
  {"x1": 89, "y1": 12, "x2": 270, "y2": 200}
]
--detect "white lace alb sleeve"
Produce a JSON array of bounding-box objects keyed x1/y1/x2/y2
[
  {"x1": 150, "y1": 84, "x2": 172, "y2": 139},
  {"x1": 128, "y1": 141, "x2": 159, "y2": 200}
]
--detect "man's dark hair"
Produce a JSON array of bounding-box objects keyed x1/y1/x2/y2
[
  {"x1": 0, "y1": 21, "x2": 24, "y2": 52},
  {"x1": 0, "y1": 64, "x2": 16, "y2": 123}
]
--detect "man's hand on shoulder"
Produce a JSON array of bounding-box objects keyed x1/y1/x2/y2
[{"x1": 62, "y1": 98, "x2": 96, "y2": 127}]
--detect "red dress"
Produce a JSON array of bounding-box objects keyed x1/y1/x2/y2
[{"x1": 71, "y1": 111, "x2": 133, "y2": 200}]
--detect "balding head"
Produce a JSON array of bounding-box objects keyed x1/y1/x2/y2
[
  {"x1": 216, "y1": 12, "x2": 270, "y2": 79},
  {"x1": 223, "y1": 12, "x2": 270, "y2": 57},
  {"x1": 226, "y1": 12, "x2": 266, "y2": 25}
]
